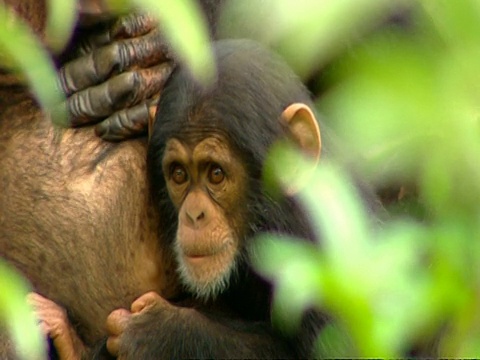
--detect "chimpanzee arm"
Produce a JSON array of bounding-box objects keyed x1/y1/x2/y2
[
  {"x1": 2, "y1": 0, "x2": 226, "y2": 141},
  {"x1": 106, "y1": 292, "x2": 294, "y2": 359}
]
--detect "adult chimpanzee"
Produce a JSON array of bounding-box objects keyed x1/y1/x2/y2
[
  {"x1": 0, "y1": 0, "x2": 224, "y2": 359},
  {"x1": 100, "y1": 39, "x2": 325, "y2": 359}
]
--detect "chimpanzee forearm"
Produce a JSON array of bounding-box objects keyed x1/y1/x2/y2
[{"x1": 118, "y1": 306, "x2": 294, "y2": 359}]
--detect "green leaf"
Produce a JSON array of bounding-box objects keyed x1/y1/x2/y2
[
  {"x1": 221, "y1": 0, "x2": 413, "y2": 77},
  {"x1": 252, "y1": 234, "x2": 324, "y2": 331},
  {"x1": 45, "y1": 0, "x2": 77, "y2": 52},
  {"x1": 0, "y1": 262, "x2": 46, "y2": 360}
]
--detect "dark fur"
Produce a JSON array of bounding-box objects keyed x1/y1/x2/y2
[
  {"x1": 120, "y1": 39, "x2": 325, "y2": 359},
  {"x1": 150, "y1": 40, "x2": 317, "y2": 242}
]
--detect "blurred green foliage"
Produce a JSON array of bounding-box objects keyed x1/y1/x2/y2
[
  {"x1": 1, "y1": 0, "x2": 479, "y2": 358},
  {"x1": 257, "y1": 0, "x2": 480, "y2": 357},
  {"x1": 0, "y1": 263, "x2": 46, "y2": 359},
  {"x1": 45, "y1": 0, "x2": 77, "y2": 52}
]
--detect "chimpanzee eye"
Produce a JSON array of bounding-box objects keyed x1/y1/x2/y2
[
  {"x1": 171, "y1": 164, "x2": 188, "y2": 184},
  {"x1": 208, "y1": 165, "x2": 225, "y2": 185}
]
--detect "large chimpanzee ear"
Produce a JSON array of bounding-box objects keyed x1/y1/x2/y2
[{"x1": 282, "y1": 103, "x2": 321, "y2": 164}]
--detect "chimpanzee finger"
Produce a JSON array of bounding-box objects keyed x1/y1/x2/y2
[
  {"x1": 111, "y1": 13, "x2": 157, "y2": 39},
  {"x1": 106, "y1": 335, "x2": 120, "y2": 357},
  {"x1": 26, "y1": 292, "x2": 46, "y2": 306},
  {"x1": 72, "y1": 24, "x2": 114, "y2": 58},
  {"x1": 27, "y1": 293, "x2": 68, "y2": 323},
  {"x1": 66, "y1": 63, "x2": 173, "y2": 127},
  {"x1": 106, "y1": 308, "x2": 132, "y2": 337},
  {"x1": 106, "y1": 312, "x2": 129, "y2": 358},
  {"x1": 74, "y1": 13, "x2": 157, "y2": 57},
  {"x1": 95, "y1": 97, "x2": 158, "y2": 141},
  {"x1": 130, "y1": 291, "x2": 165, "y2": 314},
  {"x1": 59, "y1": 29, "x2": 171, "y2": 97}
]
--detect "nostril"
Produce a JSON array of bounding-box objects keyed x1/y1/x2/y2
[
  {"x1": 196, "y1": 212, "x2": 205, "y2": 222},
  {"x1": 185, "y1": 209, "x2": 206, "y2": 226}
]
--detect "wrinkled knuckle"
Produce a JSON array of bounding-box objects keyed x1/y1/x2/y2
[
  {"x1": 94, "y1": 43, "x2": 123, "y2": 77},
  {"x1": 104, "y1": 43, "x2": 121, "y2": 65},
  {"x1": 107, "y1": 114, "x2": 123, "y2": 131},
  {"x1": 113, "y1": 72, "x2": 141, "y2": 104},
  {"x1": 117, "y1": 71, "x2": 139, "y2": 89},
  {"x1": 115, "y1": 13, "x2": 156, "y2": 38},
  {"x1": 123, "y1": 14, "x2": 142, "y2": 35}
]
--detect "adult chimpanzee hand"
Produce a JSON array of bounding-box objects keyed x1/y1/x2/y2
[
  {"x1": 27, "y1": 292, "x2": 86, "y2": 360},
  {"x1": 59, "y1": 13, "x2": 174, "y2": 141}
]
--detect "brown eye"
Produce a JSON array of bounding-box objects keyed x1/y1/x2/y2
[
  {"x1": 171, "y1": 164, "x2": 187, "y2": 184},
  {"x1": 209, "y1": 165, "x2": 225, "y2": 185}
]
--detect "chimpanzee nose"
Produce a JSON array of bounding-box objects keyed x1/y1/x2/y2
[{"x1": 186, "y1": 208, "x2": 206, "y2": 228}]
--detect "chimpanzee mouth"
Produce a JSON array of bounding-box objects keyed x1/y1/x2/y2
[
  {"x1": 181, "y1": 235, "x2": 233, "y2": 259},
  {"x1": 176, "y1": 240, "x2": 239, "y2": 300},
  {"x1": 183, "y1": 243, "x2": 230, "y2": 262}
]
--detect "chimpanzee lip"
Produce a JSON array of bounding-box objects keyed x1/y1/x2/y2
[{"x1": 183, "y1": 240, "x2": 231, "y2": 258}]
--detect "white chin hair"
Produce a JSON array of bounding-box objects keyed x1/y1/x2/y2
[{"x1": 175, "y1": 248, "x2": 237, "y2": 301}]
